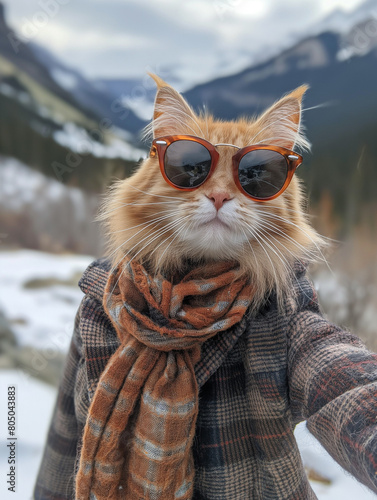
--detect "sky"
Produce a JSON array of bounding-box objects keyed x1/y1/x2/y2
[{"x1": 4, "y1": 0, "x2": 367, "y2": 86}]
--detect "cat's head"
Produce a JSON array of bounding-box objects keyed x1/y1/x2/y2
[{"x1": 101, "y1": 74, "x2": 323, "y2": 308}]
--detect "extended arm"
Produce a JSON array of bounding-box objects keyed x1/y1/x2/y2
[{"x1": 288, "y1": 275, "x2": 377, "y2": 494}]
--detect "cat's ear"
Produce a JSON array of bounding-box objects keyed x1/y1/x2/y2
[
  {"x1": 254, "y1": 85, "x2": 310, "y2": 151},
  {"x1": 148, "y1": 73, "x2": 198, "y2": 138}
]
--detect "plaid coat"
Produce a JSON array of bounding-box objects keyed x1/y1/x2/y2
[{"x1": 34, "y1": 258, "x2": 377, "y2": 499}]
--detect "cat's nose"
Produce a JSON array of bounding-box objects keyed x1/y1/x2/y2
[{"x1": 206, "y1": 192, "x2": 232, "y2": 211}]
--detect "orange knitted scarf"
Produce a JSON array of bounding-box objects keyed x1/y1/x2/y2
[{"x1": 75, "y1": 259, "x2": 253, "y2": 499}]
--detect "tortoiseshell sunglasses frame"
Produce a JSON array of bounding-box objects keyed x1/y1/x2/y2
[{"x1": 150, "y1": 135, "x2": 303, "y2": 202}]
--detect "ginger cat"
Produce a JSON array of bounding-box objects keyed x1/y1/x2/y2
[{"x1": 100, "y1": 74, "x2": 323, "y2": 310}]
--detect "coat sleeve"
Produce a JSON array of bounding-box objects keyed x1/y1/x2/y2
[
  {"x1": 287, "y1": 271, "x2": 377, "y2": 494},
  {"x1": 33, "y1": 299, "x2": 89, "y2": 500}
]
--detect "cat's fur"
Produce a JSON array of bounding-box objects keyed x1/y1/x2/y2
[{"x1": 99, "y1": 74, "x2": 324, "y2": 310}]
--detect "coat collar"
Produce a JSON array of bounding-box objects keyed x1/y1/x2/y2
[{"x1": 79, "y1": 258, "x2": 250, "y2": 392}]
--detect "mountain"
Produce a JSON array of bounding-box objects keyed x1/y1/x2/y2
[
  {"x1": 308, "y1": 0, "x2": 377, "y2": 35},
  {"x1": 0, "y1": 5, "x2": 95, "y2": 126},
  {"x1": 184, "y1": 28, "x2": 377, "y2": 153},
  {"x1": 184, "y1": 27, "x2": 377, "y2": 223},
  {"x1": 29, "y1": 44, "x2": 145, "y2": 134},
  {"x1": 92, "y1": 67, "x2": 187, "y2": 122},
  {"x1": 184, "y1": 29, "x2": 376, "y2": 123},
  {"x1": 0, "y1": 3, "x2": 144, "y2": 135},
  {"x1": 93, "y1": 77, "x2": 155, "y2": 122},
  {"x1": 0, "y1": 3, "x2": 147, "y2": 190}
]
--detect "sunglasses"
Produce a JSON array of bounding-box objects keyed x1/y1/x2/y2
[{"x1": 150, "y1": 135, "x2": 303, "y2": 202}]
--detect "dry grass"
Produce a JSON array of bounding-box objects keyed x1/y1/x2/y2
[{"x1": 310, "y1": 224, "x2": 377, "y2": 352}]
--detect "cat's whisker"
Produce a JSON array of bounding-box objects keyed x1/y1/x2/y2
[
  {"x1": 254, "y1": 209, "x2": 323, "y2": 247},
  {"x1": 107, "y1": 216, "x2": 191, "y2": 297},
  {"x1": 97, "y1": 200, "x2": 179, "y2": 220},
  {"x1": 253, "y1": 216, "x2": 325, "y2": 261},
  {"x1": 133, "y1": 208, "x2": 183, "y2": 219},
  {"x1": 252, "y1": 222, "x2": 317, "y2": 304},
  {"x1": 144, "y1": 208, "x2": 184, "y2": 216},
  {"x1": 154, "y1": 221, "x2": 191, "y2": 270},
  {"x1": 125, "y1": 202, "x2": 178, "y2": 206},
  {"x1": 154, "y1": 233, "x2": 181, "y2": 270},
  {"x1": 107, "y1": 223, "x2": 160, "y2": 261},
  {"x1": 257, "y1": 210, "x2": 336, "y2": 244},
  {"x1": 238, "y1": 204, "x2": 305, "y2": 217},
  {"x1": 253, "y1": 224, "x2": 292, "y2": 274},
  {"x1": 115, "y1": 216, "x2": 191, "y2": 280},
  {"x1": 253, "y1": 209, "x2": 321, "y2": 241},
  {"x1": 253, "y1": 209, "x2": 328, "y2": 254},
  {"x1": 253, "y1": 203, "x2": 311, "y2": 216},
  {"x1": 181, "y1": 219, "x2": 195, "y2": 242},
  {"x1": 249, "y1": 224, "x2": 296, "y2": 291},
  {"x1": 254, "y1": 210, "x2": 333, "y2": 276},
  {"x1": 128, "y1": 184, "x2": 184, "y2": 200},
  {"x1": 254, "y1": 222, "x2": 298, "y2": 269},
  {"x1": 243, "y1": 224, "x2": 280, "y2": 289},
  {"x1": 241, "y1": 227, "x2": 259, "y2": 270},
  {"x1": 123, "y1": 215, "x2": 189, "y2": 259},
  {"x1": 110, "y1": 211, "x2": 182, "y2": 234},
  {"x1": 107, "y1": 213, "x2": 187, "y2": 264}
]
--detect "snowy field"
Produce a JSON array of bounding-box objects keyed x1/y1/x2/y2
[
  {"x1": 0, "y1": 249, "x2": 93, "y2": 351},
  {"x1": 0, "y1": 249, "x2": 375, "y2": 499}
]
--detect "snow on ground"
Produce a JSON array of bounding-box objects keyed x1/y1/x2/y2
[
  {"x1": 0, "y1": 249, "x2": 93, "y2": 352},
  {"x1": 0, "y1": 370, "x2": 56, "y2": 500},
  {"x1": 0, "y1": 249, "x2": 376, "y2": 499},
  {"x1": 295, "y1": 422, "x2": 376, "y2": 499}
]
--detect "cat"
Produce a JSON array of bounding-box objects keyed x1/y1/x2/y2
[
  {"x1": 36, "y1": 75, "x2": 377, "y2": 500},
  {"x1": 100, "y1": 74, "x2": 324, "y2": 311}
]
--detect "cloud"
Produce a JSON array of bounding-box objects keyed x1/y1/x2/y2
[{"x1": 3, "y1": 0, "x2": 366, "y2": 84}]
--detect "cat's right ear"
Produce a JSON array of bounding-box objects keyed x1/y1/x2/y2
[{"x1": 147, "y1": 73, "x2": 198, "y2": 138}]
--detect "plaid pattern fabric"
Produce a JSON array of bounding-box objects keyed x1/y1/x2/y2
[
  {"x1": 75, "y1": 259, "x2": 253, "y2": 500},
  {"x1": 34, "y1": 258, "x2": 377, "y2": 500}
]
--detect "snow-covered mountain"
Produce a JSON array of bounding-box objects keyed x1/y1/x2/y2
[
  {"x1": 308, "y1": 0, "x2": 377, "y2": 35},
  {"x1": 91, "y1": 0, "x2": 377, "y2": 122},
  {"x1": 184, "y1": 23, "x2": 377, "y2": 218},
  {"x1": 29, "y1": 42, "x2": 145, "y2": 134},
  {"x1": 0, "y1": 1, "x2": 145, "y2": 163}
]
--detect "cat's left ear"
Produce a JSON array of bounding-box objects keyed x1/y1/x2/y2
[
  {"x1": 148, "y1": 73, "x2": 198, "y2": 139},
  {"x1": 254, "y1": 85, "x2": 310, "y2": 151}
]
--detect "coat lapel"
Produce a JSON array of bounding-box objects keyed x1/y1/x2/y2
[
  {"x1": 79, "y1": 258, "x2": 249, "y2": 397},
  {"x1": 195, "y1": 315, "x2": 248, "y2": 387}
]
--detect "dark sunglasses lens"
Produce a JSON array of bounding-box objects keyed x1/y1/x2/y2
[
  {"x1": 238, "y1": 150, "x2": 288, "y2": 199},
  {"x1": 164, "y1": 140, "x2": 212, "y2": 188}
]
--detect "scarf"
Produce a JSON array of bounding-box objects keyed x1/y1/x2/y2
[{"x1": 75, "y1": 258, "x2": 253, "y2": 500}]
